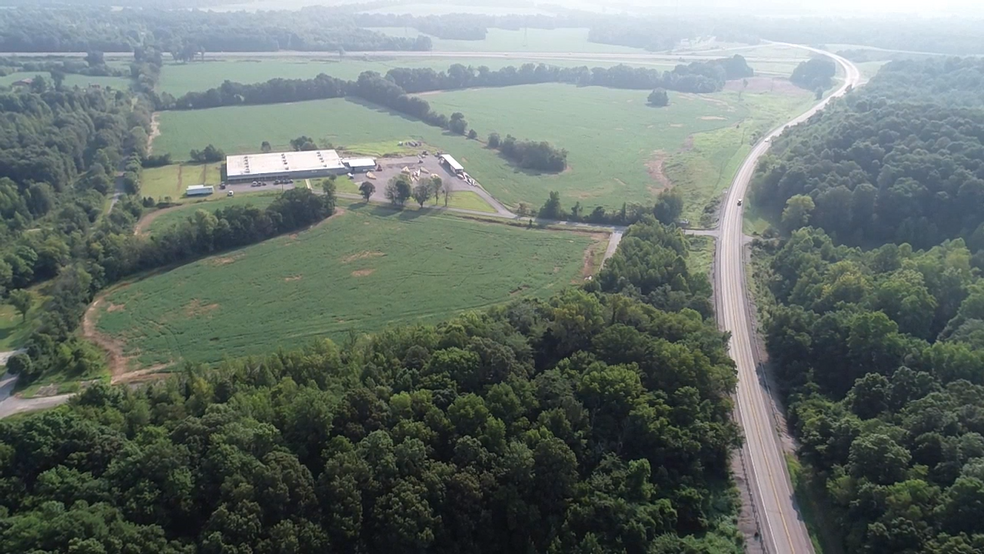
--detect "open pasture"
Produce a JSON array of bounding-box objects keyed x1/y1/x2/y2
[
  {"x1": 94, "y1": 207, "x2": 600, "y2": 366},
  {"x1": 139, "y1": 193, "x2": 282, "y2": 236}
]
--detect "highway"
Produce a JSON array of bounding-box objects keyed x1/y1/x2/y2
[{"x1": 715, "y1": 45, "x2": 860, "y2": 554}]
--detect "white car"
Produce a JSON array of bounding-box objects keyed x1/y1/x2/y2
[{"x1": 227, "y1": 190, "x2": 234, "y2": 197}]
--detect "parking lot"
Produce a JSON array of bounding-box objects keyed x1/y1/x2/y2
[
  {"x1": 349, "y1": 153, "x2": 477, "y2": 204},
  {"x1": 220, "y1": 178, "x2": 301, "y2": 197}
]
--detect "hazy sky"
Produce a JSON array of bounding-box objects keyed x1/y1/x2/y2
[{"x1": 612, "y1": 0, "x2": 984, "y2": 16}]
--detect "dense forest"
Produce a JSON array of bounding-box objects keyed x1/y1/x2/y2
[
  {"x1": 751, "y1": 57, "x2": 984, "y2": 552},
  {"x1": 0, "y1": 217, "x2": 746, "y2": 553},
  {"x1": 788, "y1": 57, "x2": 836, "y2": 92}
]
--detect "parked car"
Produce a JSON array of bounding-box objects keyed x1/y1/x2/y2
[{"x1": 227, "y1": 190, "x2": 234, "y2": 197}]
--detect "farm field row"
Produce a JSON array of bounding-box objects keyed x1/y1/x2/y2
[
  {"x1": 96, "y1": 205, "x2": 601, "y2": 367},
  {"x1": 155, "y1": 83, "x2": 753, "y2": 210}
]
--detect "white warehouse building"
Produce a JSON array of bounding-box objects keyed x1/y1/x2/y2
[{"x1": 226, "y1": 150, "x2": 352, "y2": 183}]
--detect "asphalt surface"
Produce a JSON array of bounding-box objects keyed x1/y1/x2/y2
[{"x1": 715, "y1": 44, "x2": 860, "y2": 554}]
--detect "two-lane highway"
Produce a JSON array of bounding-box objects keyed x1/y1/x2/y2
[{"x1": 716, "y1": 45, "x2": 860, "y2": 554}]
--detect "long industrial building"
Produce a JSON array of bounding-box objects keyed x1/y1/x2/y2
[{"x1": 225, "y1": 150, "x2": 376, "y2": 182}]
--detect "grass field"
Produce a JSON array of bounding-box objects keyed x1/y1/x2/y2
[
  {"x1": 423, "y1": 84, "x2": 745, "y2": 208},
  {"x1": 95, "y1": 206, "x2": 599, "y2": 366},
  {"x1": 157, "y1": 86, "x2": 746, "y2": 210},
  {"x1": 0, "y1": 71, "x2": 131, "y2": 90},
  {"x1": 157, "y1": 56, "x2": 677, "y2": 97},
  {"x1": 664, "y1": 88, "x2": 815, "y2": 225},
  {"x1": 141, "y1": 163, "x2": 223, "y2": 202}
]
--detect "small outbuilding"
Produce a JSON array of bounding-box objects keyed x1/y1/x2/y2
[
  {"x1": 343, "y1": 157, "x2": 376, "y2": 173},
  {"x1": 186, "y1": 185, "x2": 214, "y2": 197}
]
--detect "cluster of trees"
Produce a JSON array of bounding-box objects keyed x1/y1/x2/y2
[
  {"x1": 754, "y1": 56, "x2": 984, "y2": 553},
  {"x1": 532, "y1": 188, "x2": 683, "y2": 229},
  {"x1": 0, "y1": 215, "x2": 742, "y2": 553},
  {"x1": 648, "y1": 89, "x2": 669, "y2": 107},
  {"x1": 752, "y1": 58, "x2": 984, "y2": 250},
  {"x1": 386, "y1": 57, "x2": 753, "y2": 95},
  {"x1": 489, "y1": 133, "x2": 568, "y2": 173},
  {"x1": 789, "y1": 57, "x2": 836, "y2": 93},
  {"x1": 0, "y1": 7, "x2": 432, "y2": 53},
  {"x1": 189, "y1": 144, "x2": 225, "y2": 164}
]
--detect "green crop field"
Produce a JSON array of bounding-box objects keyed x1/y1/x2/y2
[
  {"x1": 0, "y1": 71, "x2": 131, "y2": 90},
  {"x1": 423, "y1": 84, "x2": 746, "y2": 208},
  {"x1": 158, "y1": 56, "x2": 676, "y2": 97},
  {"x1": 155, "y1": 84, "x2": 751, "y2": 210},
  {"x1": 95, "y1": 207, "x2": 600, "y2": 366},
  {"x1": 141, "y1": 193, "x2": 282, "y2": 235}
]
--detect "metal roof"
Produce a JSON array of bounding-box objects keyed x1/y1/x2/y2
[
  {"x1": 226, "y1": 150, "x2": 344, "y2": 179},
  {"x1": 439, "y1": 154, "x2": 464, "y2": 172},
  {"x1": 343, "y1": 157, "x2": 376, "y2": 168}
]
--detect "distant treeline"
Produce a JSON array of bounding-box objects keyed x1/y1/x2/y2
[
  {"x1": 170, "y1": 56, "x2": 753, "y2": 111},
  {"x1": 385, "y1": 56, "x2": 753, "y2": 94},
  {"x1": 0, "y1": 7, "x2": 432, "y2": 53}
]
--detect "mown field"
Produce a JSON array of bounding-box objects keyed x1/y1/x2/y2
[
  {"x1": 157, "y1": 56, "x2": 678, "y2": 97},
  {"x1": 141, "y1": 163, "x2": 223, "y2": 202},
  {"x1": 156, "y1": 84, "x2": 747, "y2": 209},
  {"x1": 95, "y1": 206, "x2": 600, "y2": 366}
]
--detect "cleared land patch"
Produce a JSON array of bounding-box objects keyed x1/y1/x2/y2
[
  {"x1": 141, "y1": 163, "x2": 224, "y2": 202},
  {"x1": 94, "y1": 207, "x2": 597, "y2": 366}
]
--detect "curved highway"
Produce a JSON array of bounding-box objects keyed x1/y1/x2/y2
[{"x1": 716, "y1": 45, "x2": 860, "y2": 554}]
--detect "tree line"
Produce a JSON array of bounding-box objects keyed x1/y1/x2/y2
[
  {"x1": 384, "y1": 57, "x2": 753, "y2": 95},
  {"x1": 170, "y1": 57, "x2": 753, "y2": 113},
  {"x1": 528, "y1": 188, "x2": 684, "y2": 229},
  {"x1": 751, "y1": 56, "x2": 984, "y2": 553},
  {"x1": 0, "y1": 215, "x2": 743, "y2": 553}
]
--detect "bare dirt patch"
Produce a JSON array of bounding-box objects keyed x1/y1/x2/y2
[
  {"x1": 669, "y1": 123, "x2": 684, "y2": 128},
  {"x1": 579, "y1": 234, "x2": 609, "y2": 280},
  {"x1": 106, "y1": 302, "x2": 125, "y2": 313},
  {"x1": 646, "y1": 151, "x2": 673, "y2": 191},
  {"x1": 646, "y1": 135, "x2": 695, "y2": 193},
  {"x1": 342, "y1": 250, "x2": 385, "y2": 264},
  {"x1": 183, "y1": 299, "x2": 220, "y2": 318},
  {"x1": 700, "y1": 116, "x2": 727, "y2": 120},
  {"x1": 351, "y1": 269, "x2": 375, "y2": 277},
  {"x1": 134, "y1": 205, "x2": 180, "y2": 235},
  {"x1": 284, "y1": 275, "x2": 303, "y2": 282},
  {"x1": 724, "y1": 76, "x2": 801, "y2": 94},
  {"x1": 207, "y1": 253, "x2": 244, "y2": 266},
  {"x1": 147, "y1": 112, "x2": 161, "y2": 154},
  {"x1": 82, "y1": 296, "x2": 129, "y2": 378}
]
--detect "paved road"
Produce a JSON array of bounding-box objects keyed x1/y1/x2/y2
[{"x1": 716, "y1": 44, "x2": 860, "y2": 554}]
